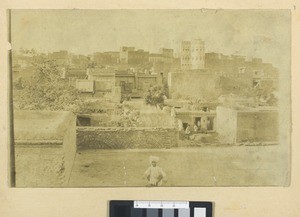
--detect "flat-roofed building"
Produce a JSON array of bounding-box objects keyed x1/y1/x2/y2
[{"x1": 216, "y1": 106, "x2": 278, "y2": 143}]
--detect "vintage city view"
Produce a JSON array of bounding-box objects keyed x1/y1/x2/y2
[{"x1": 10, "y1": 10, "x2": 291, "y2": 187}]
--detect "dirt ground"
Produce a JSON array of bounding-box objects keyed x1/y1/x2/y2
[{"x1": 68, "y1": 144, "x2": 289, "y2": 187}]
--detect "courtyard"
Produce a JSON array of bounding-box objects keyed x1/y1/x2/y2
[{"x1": 68, "y1": 144, "x2": 289, "y2": 187}]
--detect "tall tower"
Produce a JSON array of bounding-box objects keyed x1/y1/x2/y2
[
  {"x1": 191, "y1": 39, "x2": 205, "y2": 70},
  {"x1": 180, "y1": 39, "x2": 205, "y2": 70},
  {"x1": 180, "y1": 41, "x2": 191, "y2": 70}
]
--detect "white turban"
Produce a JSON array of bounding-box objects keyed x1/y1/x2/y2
[{"x1": 149, "y1": 156, "x2": 160, "y2": 163}]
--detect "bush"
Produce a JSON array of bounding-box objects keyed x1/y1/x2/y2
[
  {"x1": 144, "y1": 85, "x2": 166, "y2": 109},
  {"x1": 14, "y1": 58, "x2": 82, "y2": 112}
]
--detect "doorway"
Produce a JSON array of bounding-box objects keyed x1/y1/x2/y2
[
  {"x1": 183, "y1": 122, "x2": 188, "y2": 130},
  {"x1": 207, "y1": 117, "x2": 214, "y2": 131},
  {"x1": 195, "y1": 117, "x2": 201, "y2": 128}
]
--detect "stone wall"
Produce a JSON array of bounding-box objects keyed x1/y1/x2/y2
[{"x1": 77, "y1": 127, "x2": 179, "y2": 150}]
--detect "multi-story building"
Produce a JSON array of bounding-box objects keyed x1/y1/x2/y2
[
  {"x1": 94, "y1": 52, "x2": 119, "y2": 66},
  {"x1": 119, "y1": 46, "x2": 149, "y2": 65},
  {"x1": 104, "y1": 52, "x2": 120, "y2": 64},
  {"x1": 48, "y1": 50, "x2": 70, "y2": 66},
  {"x1": 149, "y1": 53, "x2": 164, "y2": 64},
  {"x1": 77, "y1": 68, "x2": 162, "y2": 98},
  {"x1": 205, "y1": 52, "x2": 279, "y2": 93},
  {"x1": 160, "y1": 48, "x2": 174, "y2": 64},
  {"x1": 160, "y1": 48, "x2": 174, "y2": 58},
  {"x1": 180, "y1": 39, "x2": 205, "y2": 70},
  {"x1": 70, "y1": 54, "x2": 90, "y2": 68},
  {"x1": 65, "y1": 67, "x2": 87, "y2": 86},
  {"x1": 148, "y1": 48, "x2": 175, "y2": 82},
  {"x1": 181, "y1": 41, "x2": 191, "y2": 70},
  {"x1": 149, "y1": 48, "x2": 174, "y2": 65},
  {"x1": 119, "y1": 46, "x2": 134, "y2": 64}
]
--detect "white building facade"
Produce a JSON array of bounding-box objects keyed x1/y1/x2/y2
[{"x1": 180, "y1": 39, "x2": 205, "y2": 70}]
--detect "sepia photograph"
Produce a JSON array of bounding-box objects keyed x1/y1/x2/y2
[{"x1": 10, "y1": 9, "x2": 291, "y2": 187}]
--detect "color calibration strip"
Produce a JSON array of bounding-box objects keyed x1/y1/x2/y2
[{"x1": 110, "y1": 201, "x2": 212, "y2": 217}]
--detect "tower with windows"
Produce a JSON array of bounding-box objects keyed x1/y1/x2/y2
[{"x1": 180, "y1": 39, "x2": 205, "y2": 70}]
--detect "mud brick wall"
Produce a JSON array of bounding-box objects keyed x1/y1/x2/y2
[
  {"x1": 236, "y1": 111, "x2": 278, "y2": 142},
  {"x1": 76, "y1": 127, "x2": 179, "y2": 150},
  {"x1": 14, "y1": 142, "x2": 66, "y2": 187}
]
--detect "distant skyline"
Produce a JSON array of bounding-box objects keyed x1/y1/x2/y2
[{"x1": 11, "y1": 10, "x2": 290, "y2": 70}]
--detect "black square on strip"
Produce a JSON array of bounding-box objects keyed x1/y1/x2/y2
[
  {"x1": 189, "y1": 202, "x2": 213, "y2": 217},
  {"x1": 110, "y1": 201, "x2": 134, "y2": 217}
]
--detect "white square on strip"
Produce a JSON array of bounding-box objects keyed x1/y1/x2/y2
[
  {"x1": 178, "y1": 208, "x2": 190, "y2": 217},
  {"x1": 194, "y1": 208, "x2": 206, "y2": 217}
]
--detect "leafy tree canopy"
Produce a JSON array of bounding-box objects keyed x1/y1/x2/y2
[
  {"x1": 14, "y1": 58, "x2": 82, "y2": 112},
  {"x1": 144, "y1": 85, "x2": 166, "y2": 109}
]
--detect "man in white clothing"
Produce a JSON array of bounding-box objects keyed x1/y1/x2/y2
[{"x1": 144, "y1": 156, "x2": 166, "y2": 186}]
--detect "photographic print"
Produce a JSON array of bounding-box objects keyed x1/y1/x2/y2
[{"x1": 10, "y1": 9, "x2": 291, "y2": 187}]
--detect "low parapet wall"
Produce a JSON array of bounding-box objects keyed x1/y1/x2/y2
[
  {"x1": 14, "y1": 141, "x2": 66, "y2": 187},
  {"x1": 76, "y1": 127, "x2": 179, "y2": 150},
  {"x1": 13, "y1": 110, "x2": 77, "y2": 187}
]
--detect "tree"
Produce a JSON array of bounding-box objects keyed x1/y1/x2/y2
[
  {"x1": 14, "y1": 58, "x2": 82, "y2": 112},
  {"x1": 255, "y1": 87, "x2": 278, "y2": 106},
  {"x1": 144, "y1": 85, "x2": 166, "y2": 109},
  {"x1": 19, "y1": 48, "x2": 37, "y2": 56}
]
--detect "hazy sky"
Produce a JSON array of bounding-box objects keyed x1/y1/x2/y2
[{"x1": 11, "y1": 10, "x2": 290, "y2": 70}]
